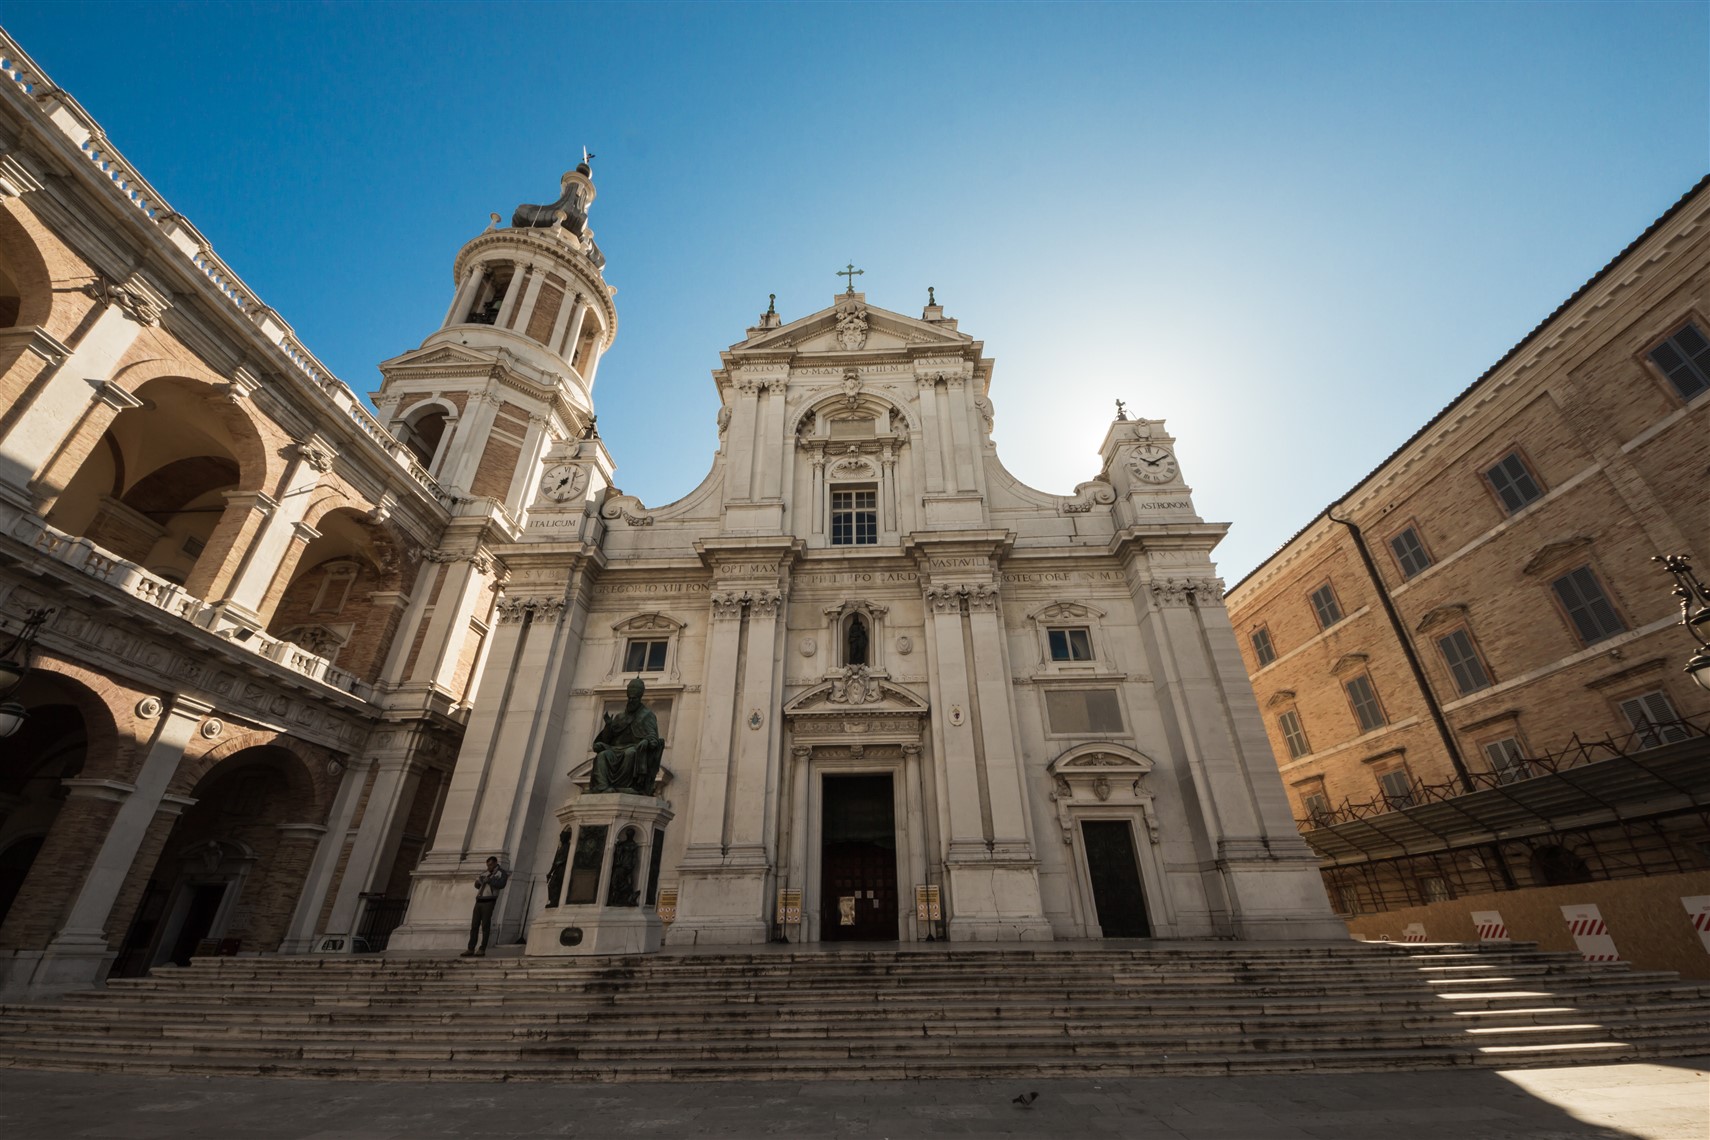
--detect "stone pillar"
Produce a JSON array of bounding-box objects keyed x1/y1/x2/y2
[
  {"x1": 808, "y1": 448, "x2": 825, "y2": 534},
  {"x1": 512, "y1": 269, "x2": 547, "y2": 334},
  {"x1": 0, "y1": 298, "x2": 151, "y2": 507},
  {"x1": 558, "y1": 298, "x2": 590, "y2": 360},
  {"x1": 318, "y1": 752, "x2": 428, "y2": 942},
  {"x1": 495, "y1": 263, "x2": 529, "y2": 329},
  {"x1": 1, "y1": 696, "x2": 212, "y2": 996},
  {"x1": 224, "y1": 441, "x2": 333, "y2": 615},
  {"x1": 922, "y1": 583, "x2": 1050, "y2": 942},
  {"x1": 944, "y1": 377, "x2": 978, "y2": 492},
  {"x1": 30, "y1": 379, "x2": 142, "y2": 516},
  {"x1": 242, "y1": 823, "x2": 326, "y2": 951},
  {"x1": 280, "y1": 756, "x2": 369, "y2": 952},
  {"x1": 183, "y1": 489, "x2": 277, "y2": 605},
  {"x1": 444, "y1": 264, "x2": 483, "y2": 326},
  {"x1": 725, "y1": 387, "x2": 761, "y2": 501},
  {"x1": 667, "y1": 590, "x2": 765, "y2": 945},
  {"x1": 1136, "y1": 574, "x2": 1344, "y2": 940},
  {"x1": 389, "y1": 583, "x2": 590, "y2": 951},
  {"x1": 914, "y1": 378, "x2": 947, "y2": 494}
]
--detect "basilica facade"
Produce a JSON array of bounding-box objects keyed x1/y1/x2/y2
[{"x1": 0, "y1": 30, "x2": 1337, "y2": 997}]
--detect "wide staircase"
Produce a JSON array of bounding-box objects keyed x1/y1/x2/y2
[{"x1": 2, "y1": 941, "x2": 1708, "y2": 1082}]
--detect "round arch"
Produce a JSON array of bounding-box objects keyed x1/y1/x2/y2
[{"x1": 0, "y1": 205, "x2": 57, "y2": 330}]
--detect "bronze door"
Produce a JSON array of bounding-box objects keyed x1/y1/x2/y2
[
  {"x1": 1081, "y1": 820, "x2": 1150, "y2": 938},
  {"x1": 820, "y1": 774, "x2": 899, "y2": 941}
]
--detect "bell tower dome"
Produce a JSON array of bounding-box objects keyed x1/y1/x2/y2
[{"x1": 374, "y1": 163, "x2": 618, "y2": 513}]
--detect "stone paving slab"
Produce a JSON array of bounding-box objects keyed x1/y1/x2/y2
[{"x1": 0, "y1": 1057, "x2": 1704, "y2": 1139}]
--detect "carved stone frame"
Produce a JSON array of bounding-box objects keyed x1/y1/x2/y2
[
  {"x1": 1046, "y1": 743, "x2": 1174, "y2": 938},
  {"x1": 606, "y1": 611, "x2": 685, "y2": 683}
]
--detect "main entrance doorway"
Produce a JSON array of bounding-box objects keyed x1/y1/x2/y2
[
  {"x1": 820, "y1": 774, "x2": 899, "y2": 941},
  {"x1": 1081, "y1": 820, "x2": 1150, "y2": 938}
]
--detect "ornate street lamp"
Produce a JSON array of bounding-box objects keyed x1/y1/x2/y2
[
  {"x1": 1654, "y1": 554, "x2": 1710, "y2": 693},
  {"x1": 0, "y1": 606, "x2": 54, "y2": 738}
]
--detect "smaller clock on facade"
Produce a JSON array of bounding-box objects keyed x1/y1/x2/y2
[
  {"x1": 1131, "y1": 445, "x2": 1178, "y2": 484},
  {"x1": 539, "y1": 463, "x2": 587, "y2": 502}
]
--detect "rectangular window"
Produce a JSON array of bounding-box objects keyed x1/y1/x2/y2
[
  {"x1": 1345, "y1": 674, "x2": 1387, "y2": 733},
  {"x1": 1277, "y1": 709, "x2": 1311, "y2": 758},
  {"x1": 1377, "y1": 768, "x2": 1414, "y2": 808},
  {"x1": 1308, "y1": 583, "x2": 1343, "y2": 630},
  {"x1": 1483, "y1": 737, "x2": 1531, "y2": 784},
  {"x1": 623, "y1": 639, "x2": 668, "y2": 673},
  {"x1": 1648, "y1": 322, "x2": 1710, "y2": 401},
  {"x1": 1250, "y1": 627, "x2": 1276, "y2": 667},
  {"x1": 1436, "y1": 628, "x2": 1491, "y2": 695},
  {"x1": 1551, "y1": 565, "x2": 1626, "y2": 645},
  {"x1": 1485, "y1": 451, "x2": 1544, "y2": 514},
  {"x1": 1047, "y1": 627, "x2": 1093, "y2": 662},
  {"x1": 1300, "y1": 791, "x2": 1331, "y2": 824},
  {"x1": 829, "y1": 486, "x2": 878, "y2": 545},
  {"x1": 1044, "y1": 689, "x2": 1125, "y2": 734},
  {"x1": 1421, "y1": 877, "x2": 1452, "y2": 903},
  {"x1": 1388, "y1": 527, "x2": 1432, "y2": 579},
  {"x1": 1619, "y1": 690, "x2": 1691, "y2": 748}
]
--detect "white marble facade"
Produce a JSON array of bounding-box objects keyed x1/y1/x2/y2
[{"x1": 387, "y1": 169, "x2": 1343, "y2": 952}]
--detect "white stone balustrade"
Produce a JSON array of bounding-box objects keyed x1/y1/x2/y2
[{"x1": 5, "y1": 510, "x2": 372, "y2": 700}]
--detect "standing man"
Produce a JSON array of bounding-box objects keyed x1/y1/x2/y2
[{"x1": 461, "y1": 855, "x2": 508, "y2": 957}]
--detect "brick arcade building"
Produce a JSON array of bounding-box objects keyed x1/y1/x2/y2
[
  {"x1": 0, "y1": 30, "x2": 1345, "y2": 999},
  {"x1": 1225, "y1": 177, "x2": 1710, "y2": 974}
]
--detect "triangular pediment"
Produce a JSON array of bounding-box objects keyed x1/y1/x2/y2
[
  {"x1": 783, "y1": 670, "x2": 930, "y2": 717},
  {"x1": 378, "y1": 341, "x2": 499, "y2": 372},
  {"x1": 735, "y1": 299, "x2": 971, "y2": 354}
]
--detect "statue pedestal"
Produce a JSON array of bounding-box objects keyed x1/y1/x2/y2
[{"x1": 525, "y1": 792, "x2": 673, "y2": 957}]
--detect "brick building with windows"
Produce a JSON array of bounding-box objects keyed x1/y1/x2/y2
[{"x1": 1226, "y1": 176, "x2": 1710, "y2": 971}]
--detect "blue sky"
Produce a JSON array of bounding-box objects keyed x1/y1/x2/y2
[{"x1": 4, "y1": 2, "x2": 1704, "y2": 580}]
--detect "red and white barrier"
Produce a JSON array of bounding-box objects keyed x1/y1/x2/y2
[
  {"x1": 1401, "y1": 922, "x2": 1427, "y2": 943},
  {"x1": 1470, "y1": 910, "x2": 1509, "y2": 942},
  {"x1": 1560, "y1": 903, "x2": 1620, "y2": 962},
  {"x1": 1683, "y1": 896, "x2": 1710, "y2": 955}
]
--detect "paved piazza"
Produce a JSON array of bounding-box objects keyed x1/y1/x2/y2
[{"x1": 0, "y1": 1059, "x2": 1704, "y2": 1140}]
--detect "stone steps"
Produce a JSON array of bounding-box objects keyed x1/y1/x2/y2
[{"x1": 2, "y1": 941, "x2": 1704, "y2": 1082}]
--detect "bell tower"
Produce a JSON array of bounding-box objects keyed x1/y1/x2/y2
[{"x1": 372, "y1": 162, "x2": 618, "y2": 518}]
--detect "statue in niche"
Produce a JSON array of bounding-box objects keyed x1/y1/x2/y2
[
  {"x1": 543, "y1": 825, "x2": 571, "y2": 906},
  {"x1": 846, "y1": 614, "x2": 869, "y2": 666},
  {"x1": 607, "y1": 828, "x2": 641, "y2": 907},
  {"x1": 589, "y1": 677, "x2": 666, "y2": 795}
]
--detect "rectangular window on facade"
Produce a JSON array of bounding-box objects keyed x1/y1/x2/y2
[
  {"x1": 1044, "y1": 689, "x2": 1125, "y2": 734},
  {"x1": 829, "y1": 486, "x2": 878, "y2": 545},
  {"x1": 1047, "y1": 627, "x2": 1094, "y2": 662},
  {"x1": 1648, "y1": 322, "x2": 1710, "y2": 400},
  {"x1": 623, "y1": 638, "x2": 668, "y2": 673},
  {"x1": 1345, "y1": 674, "x2": 1387, "y2": 733},
  {"x1": 1388, "y1": 526, "x2": 1433, "y2": 579},
  {"x1": 1436, "y1": 628, "x2": 1492, "y2": 695},
  {"x1": 1485, "y1": 451, "x2": 1544, "y2": 514},
  {"x1": 1551, "y1": 565, "x2": 1626, "y2": 645},
  {"x1": 1619, "y1": 690, "x2": 1691, "y2": 748},
  {"x1": 1483, "y1": 737, "x2": 1531, "y2": 784},
  {"x1": 1250, "y1": 627, "x2": 1276, "y2": 667},
  {"x1": 1300, "y1": 790, "x2": 1331, "y2": 824},
  {"x1": 1277, "y1": 709, "x2": 1311, "y2": 758},
  {"x1": 1377, "y1": 768, "x2": 1414, "y2": 808},
  {"x1": 1308, "y1": 583, "x2": 1343, "y2": 630}
]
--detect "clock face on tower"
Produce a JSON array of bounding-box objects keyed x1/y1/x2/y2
[
  {"x1": 539, "y1": 462, "x2": 588, "y2": 502},
  {"x1": 1130, "y1": 445, "x2": 1178, "y2": 484}
]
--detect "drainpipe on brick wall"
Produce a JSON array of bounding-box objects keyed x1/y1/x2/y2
[
  {"x1": 1325, "y1": 505, "x2": 1475, "y2": 793},
  {"x1": 1325, "y1": 505, "x2": 1516, "y2": 891}
]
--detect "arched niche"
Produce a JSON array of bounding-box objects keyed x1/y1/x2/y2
[{"x1": 393, "y1": 398, "x2": 458, "y2": 473}]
